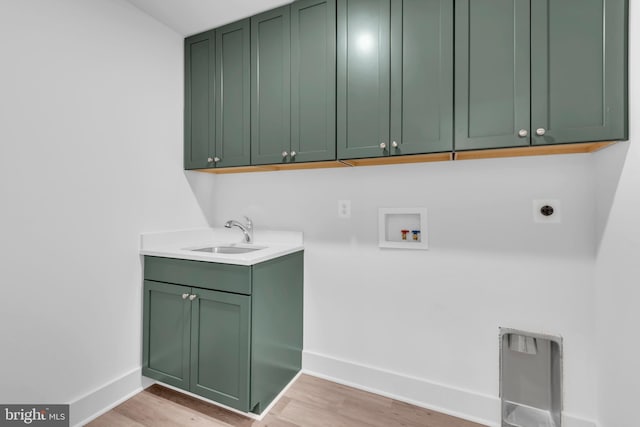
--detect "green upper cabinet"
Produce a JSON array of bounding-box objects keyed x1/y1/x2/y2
[
  {"x1": 454, "y1": 0, "x2": 530, "y2": 150},
  {"x1": 184, "y1": 31, "x2": 215, "y2": 169},
  {"x1": 215, "y1": 19, "x2": 251, "y2": 167},
  {"x1": 337, "y1": 0, "x2": 453, "y2": 160},
  {"x1": 530, "y1": 0, "x2": 627, "y2": 145},
  {"x1": 390, "y1": 0, "x2": 453, "y2": 156},
  {"x1": 337, "y1": 0, "x2": 391, "y2": 159},
  {"x1": 184, "y1": 22, "x2": 251, "y2": 170},
  {"x1": 290, "y1": 0, "x2": 337, "y2": 163},
  {"x1": 251, "y1": 6, "x2": 292, "y2": 165},
  {"x1": 455, "y1": 0, "x2": 628, "y2": 151}
]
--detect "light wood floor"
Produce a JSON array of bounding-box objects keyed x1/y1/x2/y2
[{"x1": 87, "y1": 374, "x2": 487, "y2": 427}]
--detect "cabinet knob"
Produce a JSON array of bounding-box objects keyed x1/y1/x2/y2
[
  {"x1": 189, "y1": 294, "x2": 198, "y2": 301},
  {"x1": 379, "y1": 142, "x2": 387, "y2": 150},
  {"x1": 282, "y1": 151, "x2": 288, "y2": 158},
  {"x1": 536, "y1": 128, "x2": 546, "y2": 136},
  {"x1": 518, "y1": 129, "x2": 528, "y2": 138},
  {"x1": 290, "y1": 151, "x2": 297, "y2": 158},
  {"x1": 213, "y1": 157, "x2": 221, "y2": 163},
  {"x1": 391, "y1": 141, "x2": 398, "y2": 148},
  {"x1": 182, "y1": 293, "x2": 189, "y2": 300},
  {"x1": 207, "y1": 157, "x2": 214, "y2": 163}
]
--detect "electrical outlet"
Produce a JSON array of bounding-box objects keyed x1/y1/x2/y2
[
  {"x1": 533, "y1": 199, "x2": 561, "y2": 223},
  {"x1": 338, "y1": 200, "x2": 351, "y2": 218}
]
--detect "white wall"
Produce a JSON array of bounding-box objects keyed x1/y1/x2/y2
[
  {"x1": 0, "y1": 1, "x2": 634, "y2": 426},
  {"x1": 593, "y1": 2, "x2": 640, "y2": 426},
  {"x1": 0, "y1": 0, "x2": 208, "y2": 423},
  {"x1": 210, "y1": 154, "x2": 598, "y2": 425}
]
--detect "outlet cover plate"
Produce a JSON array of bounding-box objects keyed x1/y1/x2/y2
[
  {"x1": 533, "y1": 199, "x2": 561, "y2": 223},
  {"x1": 338, "y1": 200, "x2": 351, "y2": 218}
]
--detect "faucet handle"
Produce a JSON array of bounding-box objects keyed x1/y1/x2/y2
[{"x1": 243, "y1": 216, "x2": 253, "y2": 229}]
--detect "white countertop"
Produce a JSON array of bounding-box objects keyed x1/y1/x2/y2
[{"x1": 140, "y1": 228, "x2": 304, "y2": 266}]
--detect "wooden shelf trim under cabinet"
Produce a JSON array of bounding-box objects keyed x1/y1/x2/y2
[
  {"x1": 194, "y1": 141, "x2": 616, "y2": 174},
  {"x1": 454, "y1": 141, "x2": 616, "y2": 161},
  {"x1": 195, "y1": 160, "x2": 349, "y2": 174}
]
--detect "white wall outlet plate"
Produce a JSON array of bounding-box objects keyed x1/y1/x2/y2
[
  {"x1": 533, "y1": 199, "x2": 561, "y2": 223},
  {"x1": 338, "y1": 200, "x2": 351, "y2": 218}
]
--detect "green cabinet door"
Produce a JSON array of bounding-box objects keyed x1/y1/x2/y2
[
  {"x1": 142, "y1": 281, "x2": 192, "y2": 390},
  {"x1": 390, "y1": 0, "x2": 453, "y2": 155},
  {"x1": 530, "y1": 0, "x2": 628, "y2": 145},
  {"x1": 337, "y1": 0, "x2": 391, "y2": 159},
  {"x1": 184, "y1": 31, "x2": 215, "y2": 169},
  {"x1": 456, "y1": 0, "x2": 627, "y2": 151},
  {"x1": 291, "y1": 0, "x2": 337, "y2": 163},
  {"x1": 454, "y1": 0, "x2": 531, "y2": 151},
  {"x1": 215, "y1": 19, "x2": 251, "y2": 167},
  {"x1": 190, "y1": 288, "x2": 251, "y2": 412},
  {"x1": 251, "y1": 6, "x2": 292, "y2": 165}
]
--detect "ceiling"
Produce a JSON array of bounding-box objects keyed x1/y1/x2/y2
[{"x1": 124, "y1": 0, "x2": 292, "y2": 36}]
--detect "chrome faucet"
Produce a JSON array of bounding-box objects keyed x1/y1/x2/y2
[{"x1": 224, "y1": 216, "x2": 253, "y2": 243}]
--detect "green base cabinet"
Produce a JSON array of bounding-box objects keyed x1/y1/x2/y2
[
  {"x1": 455, "y1": 0, "x2": 628, "y2": 151},
  {"x1": 142, "y1": 281, "x2": 192, "y2": 390},
  {"x1": 142, "y1": 252, "x2": 303, "y2": 414},
  {"x1": 337, "y1": 0, "x2": 453, "y2": 160}
]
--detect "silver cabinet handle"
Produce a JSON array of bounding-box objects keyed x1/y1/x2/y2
[
  {"x1": 282, "y1": 151, "x2": 288, "y2": 158},
  {"x1": 207, "y1": 157, "x2": 214, "y2": 163},
  {"x1": 182, "y1": 293, "x2": 189, "y2": 300},
  {"x1": 290, "y1": 151, "x2": 297, "y2": 158},
  {"x1": 518, "y1": 129, "x2": 528, "y2": 138},
  {"x1": 189, "y1": 294, "x2": 197, "y2": 301},
  {"x1": 379, "y1": 142, "x2": 387, "y2": 149},
  {"x1": 536, "y1": 128, "x2": 546, "y2": 136},
  {"x1": 391, "y1": 141, "x2": 398, "y2": 148},
  {"x1": 213, "y1": 157, "x2": 221, "y2": 163}
]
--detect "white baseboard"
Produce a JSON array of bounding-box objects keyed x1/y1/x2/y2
[
  {"x1": 68, "y1": 355, "x2": 597, "y2": 427},
  {"x1": 69, "y1": 367, "x2": 300, "y2": 426},
  {"x1": 69, "y1": 367, "x2": 147, "y2": 427},
  {"x1": 563, "y1": 414, "x2": 599, "y2": 427},
  {"x1": 302, "y1": 350, "x2": 596, "y2": 427},
  {"x1": 153, "y1": 370, "x2": 302, "y2": 421}
]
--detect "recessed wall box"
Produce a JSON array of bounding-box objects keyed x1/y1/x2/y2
[
  {"x1": 500, "y1": 328, "x2": 563, "y2": 427},
  {"x1": 378, "y1": 208, "x2": 428, "y2": 250}
]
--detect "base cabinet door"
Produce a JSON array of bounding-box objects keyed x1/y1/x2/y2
[
  {"x1": 189, "y1": 289, "x2": 251, "y2": 412},
  {"x1": 142, "y1": 281, "x2": 192, "y2": 390}
]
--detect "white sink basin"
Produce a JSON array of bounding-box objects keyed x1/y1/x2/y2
[{"x1": 189, "y1": 245, "x2": 266, "y2": 254}]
